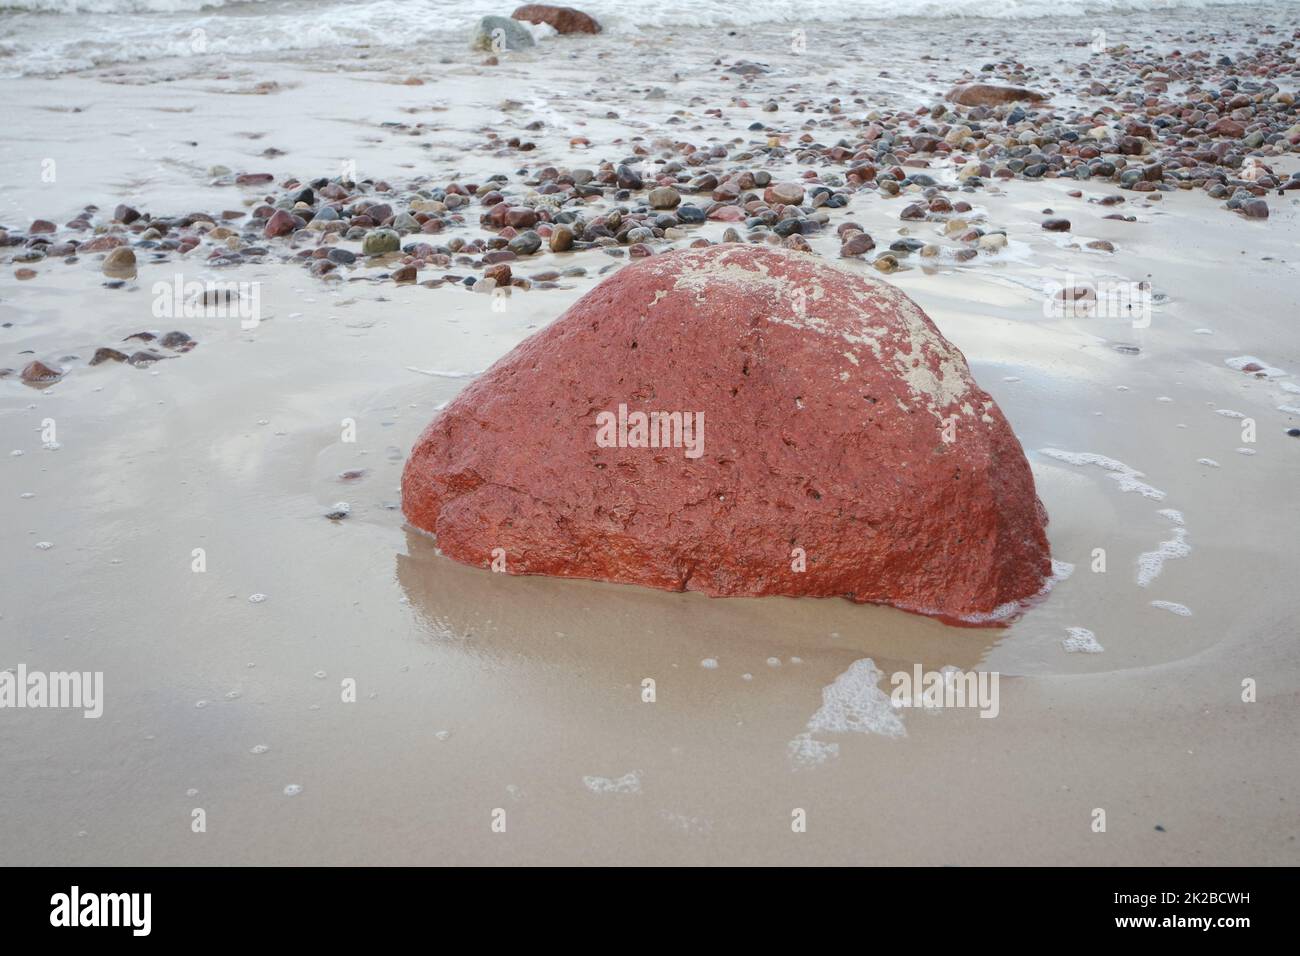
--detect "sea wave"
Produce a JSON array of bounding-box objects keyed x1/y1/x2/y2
[
  {"x1": 0, "y1": 0, "x2": 256, "y2": 10},
  {"x1": 1, "y1": 0, "x2": 1297, "y2": 76},
  {"x1": 4, "y1": 0, "x2": 1297, "y2": 19}
]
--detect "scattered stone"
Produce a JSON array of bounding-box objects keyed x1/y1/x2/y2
[
  {"x1": 945, "y1": 84, "x2": 1047, "y2": 107},
  {"x1": 511, "y1": 5, "x2": 601, "y2": 34},
  {"x1": 101, "y1": 246, "x2": 137, "y2": 278},
  {"x1": 89, "y1": 347, "x2": 129, "y2": 366},
  {"x1": 362, "y1": 229, "x2": 401, "y2": 255},
  {"x1": 764, "y1": 183, "x2": 805, "y2": 206},
  {"x1": 159, "y1": 331, "x2": 194, "y2": 350},
  {"x1": 21, "y1": 360, "x2": 62, "y2": 385},
  {"x1": 648, "y1": 186, "x2": 681, "y2": 209},
  {"x1": 470, "y1": 16, "x2": 535, "y2": 52},
  {"x1": 549, "y1": 225, "x2": 574, "y2": 252},
  {"x1": 840, "y1": 233, "x2": 875, "y2": 257},
  {"x1": 264, "y1": 209, "x2": 298, "y2": 238}
]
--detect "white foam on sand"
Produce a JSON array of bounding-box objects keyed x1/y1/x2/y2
[
  {"x1": 789, "y1": 658, "x2": 904, "y2": 767},
  {"x1": 583, "y1": 771, "x2": 642, "y2": 795},
  {"x1": 787, "y1": 733, "x2": 841, "y2": 768},
  {"x1": 1138, "y1": 526, "x2": 1190, "y2": 587},
  {"x1": 1226, "y1": 355, "x2": 1287, "y2": 378},
  {"x1": 1063, "y1": 627, "x2": 1104, "y2": 653},
  {"x1": 806, "y1": 659, "x2": 905, "y2": 738},
  {"x1": 1151, "y1": 600, "x2": 1193, "y2": 616},
  {"x1": 1039, "y1": 448, "x2": 1166, "y2": 500}
]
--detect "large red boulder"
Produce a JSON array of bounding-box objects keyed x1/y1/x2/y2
[
  {"x1": 402, "y1": 245, "x2": 1051, "y2": 623},
  {"x1": 511, "y1": 5, "x2": 601, "y2": 34}
]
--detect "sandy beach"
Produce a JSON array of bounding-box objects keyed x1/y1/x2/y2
[{"x1": 1, "y1": 1, "x2": 1298, "y2": 867}]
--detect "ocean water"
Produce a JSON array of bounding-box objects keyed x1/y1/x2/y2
[{"x1": 1, "y1": 0, "x2": 1297, "y2": 75}]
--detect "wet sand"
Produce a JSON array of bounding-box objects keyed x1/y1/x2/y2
[{"x1": 2, "y1": 10, "x2": 1298, "y2": 864}]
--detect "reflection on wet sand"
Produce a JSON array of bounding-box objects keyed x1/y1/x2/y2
[{"x1": 395, "y1": 526, "x2": 998, "y2": 681}]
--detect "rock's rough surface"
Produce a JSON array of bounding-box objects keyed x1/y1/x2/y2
[
  {"x1": 402, "y1": 245, "x2": 1051, "y2": 623},
  {"x1": 945, "y1": 84, "x2": 1048, "y2": 107},
  {"x1": 511, "y1": 4, "x2": 601, "y2": 34}
]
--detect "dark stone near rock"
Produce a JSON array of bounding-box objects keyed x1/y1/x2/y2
[{"x1": 89, "y1": 348, "x2": 128, "y2": 366}]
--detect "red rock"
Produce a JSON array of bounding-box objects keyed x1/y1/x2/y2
[
  {"x1": 839, "y1": 232, "x2": 876, "y2": 257},
  {"x1": 484, "y1": 263, "x2": 513, "y2": 285},
  {"x1": 764, "y1": 183, "x2": 805, "y2": 206},
  {"x1": 505, "y1": 207, "x2": 538, "y2": 229},
  {"x1": 945, "y1": 84, "x2": 1048, "y2": 107},
  {"x1": 264, "y1": 209, "x2": 297, "y2": 238},
  {"x1": 21, "y1": 360, "x2": 62, "y2": 385},
  {"x1": 402, "y1": 245, "x2": 1051, "y2": 623},
  {"x1": 512, "y1": 5, "x2": 601, "y2": 34},
  {"x1": 30, "y1": 219, "x2": 57, "y2": 234}
]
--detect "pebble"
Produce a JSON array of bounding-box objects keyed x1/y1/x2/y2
[
  {"x1": 361, "y1": 229, "x2": 400, "y2": 255},
  {"x1": 647, "y1": 186, "x2": 680, "y2": 209},
  {"x1": 20, "y1": 360, "x2": 62, "y2": 385},
  {"x1": 101, "y1": 246, "x2": 136, "y2": 277}
]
